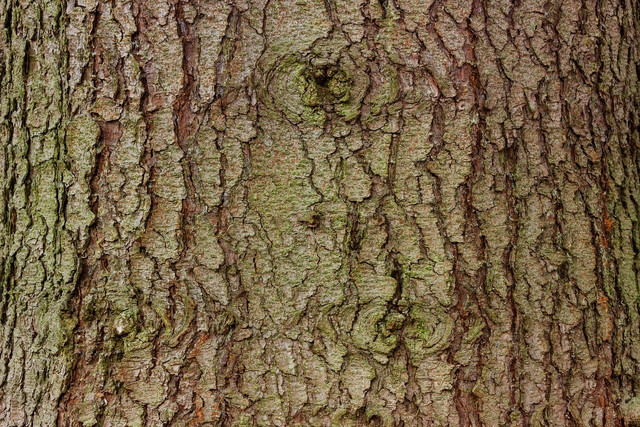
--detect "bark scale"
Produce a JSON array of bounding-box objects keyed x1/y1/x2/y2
[{"x1": 0, "y1": 0, "x2": 639, "y2": 425}]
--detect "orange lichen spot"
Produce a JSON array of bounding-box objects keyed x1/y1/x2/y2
[
  {"x1": 189, "y1": 408, "x2": 204, "y2": 427},
  {"x1": 597, "y1": 292, "x2": 609, "y2": 312}
]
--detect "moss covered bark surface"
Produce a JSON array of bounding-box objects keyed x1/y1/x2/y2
[{"x1": 1, "y1": 0, "x2": 639, "y2": 425}]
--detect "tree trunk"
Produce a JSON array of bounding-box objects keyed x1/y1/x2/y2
[{"x1": 1, "y1": 0, "x2": 639, "y2": 425}]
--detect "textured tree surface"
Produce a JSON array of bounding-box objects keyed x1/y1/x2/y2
[{"x1": 1, "y1": 0, "x2": 639, "y2": 425}]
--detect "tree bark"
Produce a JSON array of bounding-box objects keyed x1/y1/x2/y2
[{"x1": 1, "y1": 0, "x2": 639, "y2": 425}]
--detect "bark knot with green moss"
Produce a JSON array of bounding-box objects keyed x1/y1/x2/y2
[
  {"x1": 301, "y1": 64, "x2": 352, "y2": 106},
  {"x1": 264, "y1": 53, "x2": 367, "y2": 124}
]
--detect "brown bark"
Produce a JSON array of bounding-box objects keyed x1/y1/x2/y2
[{"x1": 1, "y1": 0, "x2": 639, "y2": 425}]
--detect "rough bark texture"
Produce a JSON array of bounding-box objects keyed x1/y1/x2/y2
[{"x1": 1, "y1": 0, "x2": 639, "y2": 425}]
